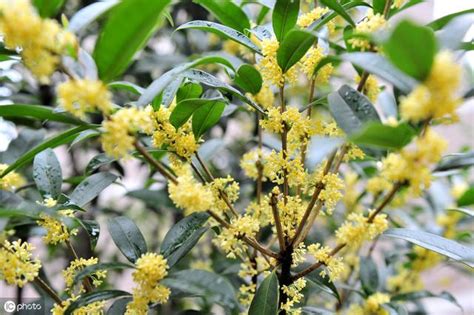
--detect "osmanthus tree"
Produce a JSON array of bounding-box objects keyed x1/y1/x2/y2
[{"x1": 0, "y1": 0, "x2": 473, "y2": 314}]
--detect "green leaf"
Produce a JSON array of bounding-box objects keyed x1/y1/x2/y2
[
  {"x1": 427, "y1": 8, "x2": 474, "y2": 30},
  {"x1": 384, "y1": 20, "x2": 437, "y2": 81},
  {"x1": 69, "y1": 172, "x2": 117, "y2": 207},
  {"x1": 33, "y1": 0, "x2": 64, "y2": 17},
  {"x1": 434, "y1": 151, "x2": 474, "y2": 172},
  {"x1": 192, "y1": 100, "x2": 226, "y2": 138},
  {"x1": 137, "y1": 56, "x2": 234, "y2": 106},
  {"x1": 249, "y1": 272, "x2": 279, "y2": 315},
  {"x1": 76, "y1": 219, "x2": 101, "y2": 250},
  {"x1": 73, "y1": 262, "x2": 133, "y2": 287},
  {"x1": 0, "y1": 104, "x2": 85, "y2": 125},
  {"x1": 328, "y1": 84, "x2": 380, "y2": 136},
  {"x1": 272, "y1": 0, "x2": 300, "y2": 41},
  {"x1": 183, "y1": 69, "x2": 265, "y2": 114},
  {"x1": 391, "y1": 290, "x2": 462, "y2": 309},
  {"x1": 304, "y1": 269, "x2": 341, "y2": 302},
  {"x1": 320, "y1": 0, "x2": 355, "y2": 27},
  {"x1": 340, "y1": 53, "x2": 418, "y2": 93},
  {"x1": 234, "y1": 64, "x2": 263, "y2": 94},
  {"x1": 372, "y1": 0, "x2": 387, "y2": 14},
  {"x1": 160, "y1": 212, "x2": 209, "y2": 268},
  {"x1": 350, "y1": 122, "x2": 416, "y2": 150},
  {"x1": 108, "y1": 81, "x2": 144, "y2": 95},
  {"x1": 359, "y1": 257, "x2": 379, "y2": 295},
  {"x1": 170, "y1": 98, "x2": 222, "y2": 129},
  {"x1": 93, "y1": 0, "x2": 172, "y2": 81},
  {"x1": 68, "y1": 0, "x2": 120, "y2": 33},
  {"x1": 447, "y1": 208, "x2": 474, "y2": 218},
  {"x1": 0, "y1": 125, "x2": 90, "y2": 178},
  {"x1": 383, "y1": 228, "x2": 474, "y2": 268},
  {"x1": 195, "y1": 0, "x2": 250, "y2": 33},
  {"x1": 277, "y1": 29, "x2": 316, "y2": 73},
  {"x1": 64, "y1": 290, "x2": 131, "y2": 315},
  {"x1": 126, "y1": 189, "x2": 173, "y2": 209},
  {"x1": 177, "y1": 20, "x2": 261, "y2": 54},
  {"x1": 311, "y1": 1, "x2": 370, "y2": 31},
  {"x1": 458, "y1": 187, "x2": 474, "y2": 207},
  {"x1": 33, "y1": 149, "x2": 62, "y2": 199},
  {"x1": 437, "y1": 14, "x2": 474, "y2": 50},
  {"x1": 107, "y1": 297, "x2": 132, "y2": 315},
  {"x1": 162, "y1": 269, "x2": 238, "y2": 309},
  {"x1": 177, "y1": 82, "x2": 203, "y2": 102},
  {"x1": 85, "y1": 154, "x2": 116, "y2": 175},
  {"x1": 108, "y1": 216, "x2": 148, "y2": 263}
]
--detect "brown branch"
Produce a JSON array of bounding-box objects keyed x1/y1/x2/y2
[
  {"x1": 270, "y1": 192, "x2": 286, "y2": 251},
  {"x1": 134, "y1": 141, "x2": 177, "y2": 184},
  {"x1": 291, "y1": 244, "x2": 346, "y2": 281},
  {"x1": 368, "y1": 183, "x2": 401, "y2": 223},
  {"x1": 35, "y1": 277, "x2": 62, "y2": 304}
]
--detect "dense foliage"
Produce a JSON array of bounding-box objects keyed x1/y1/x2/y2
[{"x1": 0, "y1": 0, "x2": 473, "y2": 314}]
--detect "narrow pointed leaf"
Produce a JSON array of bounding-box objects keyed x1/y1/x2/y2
[
  {"x1": 69, "y1": 172, "x2": 117, "y2": 207},
  {"x1": 108, "y1": 216, "x2": 147, "y2": 263},
  {"x1": 33, "y1": 149, "x2": 62, "y2": 199},
  {"x1": 249, "y1": 272, "x2": 279, "y2": 315},
  {"x1": 195, "y1": 0, "x2": 250, "y2": 33},
  {"x1": 277, "y1": 29, "x2": 316, "y2": 73},
  {"x1": 272, "y1": 0, "x2": 300, "y2": 41}
]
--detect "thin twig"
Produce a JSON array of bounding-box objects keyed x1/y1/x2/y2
[
  {"x1": 134, "y1": 141, "x2": 177, "y2": 184},
  {"x1": 66, "y1": 240, "x2": 94, "y2": 293},
  {"x1": 291, "y1": 244, "x2": 346, "y2": 281},
  {"x1": 35, "y1": 277, "x2": 62, "y2": 304},
  {"x1": 270, "y1": 192, "x2": 286, "y2": 251}
]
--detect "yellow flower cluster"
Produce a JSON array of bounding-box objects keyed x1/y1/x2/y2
[
  {"x1": 257, "y1": 39, "x2": 297, "y2": 87},
  {"x1": 101, "y1": 106, "x2": 154, "y2": 158},
  {"x1": 126, "y1": 253, "x2": 170, "y2": 314},
  {"x1": 308, "y1": 243, "x2": 346, "y2": 282},
  {"x1": 367, "y1": 176, "x2": 392, "y2": 196},
  {"x1": 0, "y1": 164, "x2": 25, "y2": 191},
  {"x1": 392, "y1": 0, "x2": 407, "y2": 8},
  {"x1": 238, "y1": 256, "x2": 270, "y2": 306},
  {"x1": 343, "y1": 171, "x2": 360, "y2": 211},
  {"x1": 168, "y1": 172, "x2": 213, "y2": 215},
  {"x1": 381, "y1": 129, "x2": 447, "y2": 195},
  {"x1": 57, "y1": 79, "x2": 113, "y2": 119},
  {"x1": 63, "y1": 257, "x2": 107, "y2": 295},
  {"x1": 252, "y1": 84, "x2": 275, "y2": 109},
  {"x1": 0, "y1": 239, "x2": 41, "y2": 287},
  {"x1": 437, "y1": 211, "x2": 462, "y2": 239},
  {"x1": 240, "y1": 149, "x2": 272, "y2": 181},
  {"x1": 301, "y1": 46, "x2": 334, "y2": 83},
  {"x1": 216, "y1": 215, "x2": 260, "y2": 259},
  {"x1": 52, "y1": 296, "x2": 105, "y2": 315},
  {"x1": 297, "y1": 7, "x2": 330, "y2": 28},
  {"x1": 266, "y1": 151, "x2": 306, "y2": 188},
  {"x1": 208, "y1": 176, "x2": 240, "y2": 213},
  {"x1": 317, "y1": 172, "x2": 345, "y2": 214},
  {"x1": 336, "y1": 211, "x2": 388, "y2": 249},
  {"x1": 347, "y1": 292, "x2": 390, "y2": 315},
  {"x1": 400, "y1": 51, "x2": 462, "y2": 123},
  {"x1": 356, "y1": 74, "x2": 380, "y2": 103},
  {"x1": 152, "y1": 105, "x2": 199, "y2": 159},
  {"x1": 280, "y1": 278, "x2": 306, "y2": 314},
  {"x1": 349, "y1": 10, "x2": 386, "y2": 51},
  {"x1": 386, "y1": 268, "x2": 423, "y2": 294},
  {"x1": 272, "y1": 192, "x2": 306, "y2": 238},
  {"x1": 37, "y1": 210, "x2": 78, "y2": 245},
  {"x1": 0, "y1": 0, "x2": 76, "y2": 82}
]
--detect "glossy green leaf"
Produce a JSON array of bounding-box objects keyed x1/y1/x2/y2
[
  {"x1": 76, "y1": 219, "x2": 101, "y2": 250},
  {"x1": 177, "y1": 21, "x2": 261, "y2": 54},
  {"x1": 73, "y1": 262, "x2": 133, "y2": 286},
  {"x1": 85, "y1": 154, "x2": 116, "y2": 175},
  {"x1": 427, "y1": 8, "x2": 474, "y2": 30},
  {"x1": 312, "y1": 1, "x2": 370, "y2": 31},
  {"x1": 192, "y1": 99, "x2": 226, "y2": 138},
  {"x1": 272, "y1": 0, "x2": 300, "y2": 41},
  {"x1": 33, "y1": 0, "x2": 64, "y2": 17},
  {"x1": 93, "y1": 0, "x2": 172, "y2": 81},
  {"x1": 384, "y1": 20, "x2": 437, "y2": 80},
  {"x1": 328, "y1": 85, "x2": 380, "y2": 136},
  {"x1": 0, "y1": 125, "x2": 90, "y2": 178},
  {"x1": 0, "y1": 104, "x2": 85, "y2": 125},
  {"x1": 163, "y1": 269, "x2": 238, "y2": 309},
  {"x1": 359, "y1": 257, "x2": 379, "y2": 295},
  {"x1": 69, "y1": 172, "x2": 117, "y2": 207},
  {"x1": 170, "y1": 98, "x2": 222, "y2": 130},
  {"x1": 340, "y1": 52, "x2": 418, "y2": 93},
  {"x1": 320, "y1": 0, "x2": 355, "y2": 27},
  {"x1": 108, "y1": 216, "x2": 148, "y2": 263},
  {"x1": 383, "y1": 228, "x2": 474, "y2": 268},
  {"x1": 195, "y1": 0, "x2": 250, "y2": 33},
  {"x1": 177, "y1": 82, "x2": 203, "y2": 102},
  {"x1": 350, "y1": 122, "x2": 416, "y2": 150},
  {"x1": 183, "y1": 69, "x2": 265, "y2": 114},
  {"x1": 277, "y1": 29, "x2": 316, "y2": 73},
  {"x1": 33, "y1": 149, "x2": 62, "y2": 199},
  {"x1": 234, "y1": 64, "x2": 263, "y2": 94},
  {"x1": 68, "y1": 0, "x2": 120, "y2": 33},
  {"x1": 160, "y1": 212, "x2": 209, "y2": 268},
  {"x1": 108, "y1": 81, "x2": 144, "y2": 95},
  {"x1": 437, "y1": 14, "x2": 474, "y2": 50},
  {"x1": 304, "y1": 268, "x2": 341, "y2": 302},
  {"x1": 447, "y1": 208, "x2": 474, "y2": 218},
  {"x1": 458, "y1": 187, "x2": 474, "y2": 207},
  {"x1": 64, "y1": 290, "x2": 131, "y2": 315},
  {"x1": 249, "y1": 272, "x2": 279, "y2": 315},
  {"x1": 434, "y1": 151, "x2": 474, "y2": 172},
  {"x1": 137, "y1": 56, "x2": 234, "y2": 106}
]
